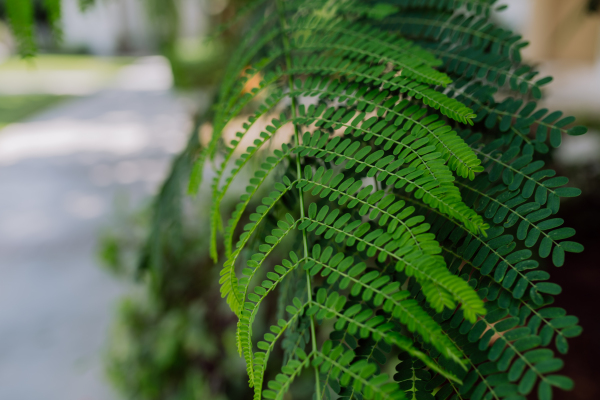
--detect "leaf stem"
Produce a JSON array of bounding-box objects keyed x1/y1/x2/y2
[{"x1": 275, "y1": 1, "x2": 321, "y2": 398}]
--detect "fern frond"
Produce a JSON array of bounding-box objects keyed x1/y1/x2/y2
[
  {"x1": 250, "y1": 279, "x2": 307, "y2": 394},
  {"x1": 213, "y1": 93, "x2": 485, "y2": 259},
  {"x1": 211, "y1": 114, "x2": 290, "y2": 259},
  {"x1": 296, "y1": 131, "x2": 486, "y2": 233},
  {"x1": 282, "y1": 0, "x2": 400, "y2": 20},
  {"x1": 192, "y1": 13, "x2": 486, "y2": 193},
  {"x1": 312, "y1": 347, "x2": 405, "y2": 400},
  {"x1": 298, "y1": 203, "x2": 486, "y2": 320},
  {"x1": 304, "y1": 250, "x2": 461, "y2": 363},
  {"x1": 393, "y1": 11, "x2": 527, "y2": 63},
  {"x1": 252, "y1": 306, "x2": 305, "y2": 397},
  {"x1": 192, "y1": 1, "x2": 585, "y2": 399},
  {"x1": 393, "y1": 185, "x2": 583, "y2": 363},
  {"x1": 289, "y1": 0, "x2": 498, "y2": 20},
  {"x1": 213, "y1": 94, "x2": 475, "y2": 258},
  {"x1": 208, "y1": 47, "x2": 470, "y2": 155},
  {"x1": 298, "y1": 173, "x2": 441, "y2": 255},
  {"x1": 331, "y1": 331, "x2": 394, "y2": 398},
  {"x1": 199, "y1": 17, "x2": 468, "y2": 182},
  {"x1": 407, "y1": 0, "x2": 499, "y2": 15},
  {"x1": 239, "y1": 252, "x2": 304, "y2": 387},
  {"x1": 394, "y1": 351, "x2": 435, "y2": 400},
  {"x1": 286, "y1": 18, "x2": 451, "y2": 86},
  {"x1": 450, "y1": 83, "x2": 588, "y2": 152},
  {"x1": 460, "y1": 250, "x2": 581, "y2": 351},
  {"x1": 190, "y1": 59, "x2": 283, "y2": 196},
  {"x1": 427, "y1": 45, "x2": 551, "y2": 99},
  {"x1": 384, "y1": 260, "x2": 578, "y2": 400},
  {"x1": 309, "y1": 291, "x2": 445, "y2": 373},
  {"x1": 400, "y1": 185, "x2": 579, "y2": 314},
  {"x1": 287, "y1": 56, "x2": 474, "y2": 124},
  {"x1": 292, "y1": 92, "x2": 480, "y2": 177},
  {"x1": 223, "y1": 139, "x2": 292, "y2": 255},
  {"x1": 262, "y1": 351, "x2": 313, "y2": 399},
  {"x1": 220, "y1": 184, "x2": 295, "y2": 315},
  {"x1": 394, "y1": 195, "x2": 582, "y2": 400},
  {"x1": 464, "y1": 184, "x2": 579, "y2": 260},
  {"x1": 431, "y1": 296, "x2": 577, "y2": 400}
]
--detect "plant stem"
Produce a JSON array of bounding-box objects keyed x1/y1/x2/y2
[{"x1": 275, "y1": 1, "x2": 321, "y2": 399}]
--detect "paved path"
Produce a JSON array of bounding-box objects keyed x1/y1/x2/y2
[{"x1": 0, "y1": 57, "x2": 202, "y2": 400}]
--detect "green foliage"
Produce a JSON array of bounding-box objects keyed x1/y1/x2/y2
[
  {"x1": 2, "y1": 0, "x2": 65, "y2": 55},
  {"x1": 4, "y1": 0, "x2": 36, "y2": 56},
  {"x1": 0, "y1": 94, "x2": 69, "y2": 129},
  {"x1": 181, "y1": 1, "x2": 586, "y2": 399},
  {"x1": 99, "y1": 128, "x2": 261, "y2": 399},
  {"x1": 106, "y1": 297, "x2": 234, "y2": 400}
]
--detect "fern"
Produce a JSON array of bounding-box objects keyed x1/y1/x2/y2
[
  {"x1": 0, "y1": 0, "x2": 559, "y2": 399},
  {"x1": 182, "y1": 1, "x2": 589, "y2": 399}
]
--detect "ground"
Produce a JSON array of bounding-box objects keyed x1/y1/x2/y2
[{"x1": 0, "y1": 57, "x2": 204, "y2": 400}]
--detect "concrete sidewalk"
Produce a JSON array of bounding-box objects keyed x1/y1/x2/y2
[{"x1": 0, "y1": 57, "x2": 202, "y2": 400}]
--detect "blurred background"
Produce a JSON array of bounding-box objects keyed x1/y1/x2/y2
[{"x1": 0, "y1": 0, "x2": 598, "y2": 399}]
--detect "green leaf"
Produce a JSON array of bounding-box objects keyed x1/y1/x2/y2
[
  {"x1": 546, "y1": 375, "x2": 574, "y2": 390},
  {"x1": 538, "y1": 381, "x2": 552, "y2": 400},
  {"x1": 567, "y1": 126, "x2": 587, "y2": 135}
]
